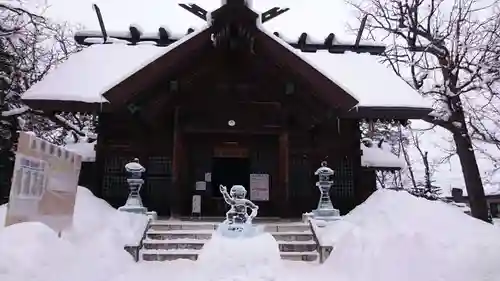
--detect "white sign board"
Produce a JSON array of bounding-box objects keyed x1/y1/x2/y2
[
  {"x1": 192, "y1": 195, "x2": 201, "y2": 214},
  {"x1": 204, "y1": 172, "x2": 212, "y2": 182},
  {"x1": 249, "y1": 174, "x2": 269, "y2": 201},
  {"x1": 195, "y1": 181, "x2": 206, "y2": 191},
  {"x1": 5, "y1": 132, "x2": 82, "y2": 232}
]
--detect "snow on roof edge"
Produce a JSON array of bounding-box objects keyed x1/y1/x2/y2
[
  {"x1": 22, "y1": 25, "x2": 209, "y2": 104},
  {"x1": 257, "y1": 23, "x2": 432, "y2": 112},
  {"x1": 255, "y1": 22, "x2": 361, "y2": 103},
  {"x1": 93, "y1": 25, "x2": 210, "y2": 99}
]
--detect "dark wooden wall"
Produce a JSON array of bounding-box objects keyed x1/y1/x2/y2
[
  {"x1": 94, "y1": 112, "x2": 174, "y2": 215},
  {"x1": 84, "y1": 45, "x2": 366, "y2": 218}
]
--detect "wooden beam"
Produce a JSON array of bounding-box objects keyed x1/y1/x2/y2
[
  {"x1": 279, "y1": 130, "x2": 290, "y2": 217},
  {"x1": 171, "y1": 106, "x2": 183, "y2": 218}
]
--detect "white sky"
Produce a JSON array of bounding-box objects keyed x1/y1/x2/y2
[{"x1": 41, "y1": 0, "x2": 362, "y2": 39}]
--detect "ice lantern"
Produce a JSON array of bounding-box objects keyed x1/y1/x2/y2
[
  {"x1": 312, "y1": 161, "x2": 340, "y2": 221},
  {"x1": 118, "y1": 158, "x2": 157, "y2": 219}
]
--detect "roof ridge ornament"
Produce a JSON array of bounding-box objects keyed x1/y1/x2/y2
[{"x1": 79, "y1": 4, "x2": 385, "y2": 55}]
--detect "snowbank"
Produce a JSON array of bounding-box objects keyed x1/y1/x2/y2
[
  {"x1": 0, "y1": 222, "x2": 75, "y2": 281},
  {"x1": 318, "y1": 189, "x2": 500, "y2": 281},
  {"x1": 0, "y1": 186, "x2": 149, "y2": 281},
  {"x1": 197, "y1": 232, "x2": 283, "y2": 281},
  {"x1": 0, "y1": 204, "x2": 5, "y2": 226},
  {"x1": 64, "y1": 186, "x2": 149, "y2": 246}
]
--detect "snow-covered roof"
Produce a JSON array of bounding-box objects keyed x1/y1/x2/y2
[
  {"x1": 361, "y1": 139, "x2": 405, "y2": 169},
  {"x1": 23, "y1": 1, "x2": 430, "y2": 114},
  {"x1": 22, "y1": 42, "x2": 430, "y2": 111},
  {"x1": 22, "y1": 27, "x2": 208, "y2": 104},
  {"x1": 258, "y1": 26, "x2": 431, "y2": 110},
  {"x1": 64, "y1": 142, "x2": 96, "y2": 162}
]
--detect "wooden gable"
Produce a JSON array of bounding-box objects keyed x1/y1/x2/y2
[{"x1": 102, "y1": 3, "x2": 359, "y2": 112}]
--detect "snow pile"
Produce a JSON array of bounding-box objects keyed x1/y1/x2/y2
[
  {"x1": 0, "y1": 186, "x2": 149, "y2": 281},
  {"x1": 197, "y1": 232, "x2": 283, "y2": 281},
  {"x1": 0, "y1": 222, "x2": 75, "y2": 281},
  {"x1": 64, "y1": 186, "x2": 149, "y2": 247},
  {"x1": 0, "y1": 204, "x2": 5, "y2": 226},
  {"x1": 319, "y1": 189, "x2": 500, "y2": 281}
]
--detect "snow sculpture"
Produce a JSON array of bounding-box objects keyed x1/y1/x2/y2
[
  {"x1": 312, "y1": 161, "x2": 341, "y2": 222},
  {"x1": 217, "y1": 184, "x2": 262, "y2": 238},
  {"x1": 118, "y1": 158, "x2": 156, "y2": 219}
]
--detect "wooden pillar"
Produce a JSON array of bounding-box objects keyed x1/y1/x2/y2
[
  {"x1": 278, "y1": 130, "x2": 290, "y2": 218},
  {"x1": 94, "y1": 113, "x2": 108, "y2": 199},
  {"x1": 171, "y1": 107, "x2": 183, "y2": 218}
]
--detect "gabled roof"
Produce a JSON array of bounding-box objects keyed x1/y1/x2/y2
[{"x1": 23, "y1": 2, "x2": 432, "y2": 118}]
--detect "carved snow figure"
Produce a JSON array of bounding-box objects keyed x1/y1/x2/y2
[
  {"x1": 217, "y1": 184, "x2": 262, "y2": 238},
  {"x1": 220, "y1": 184, "x2": 258, "y2": 224}
]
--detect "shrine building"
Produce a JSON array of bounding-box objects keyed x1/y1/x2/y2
[{"x1": 20, "y1": 0, "x2": 432, "y2": 218}]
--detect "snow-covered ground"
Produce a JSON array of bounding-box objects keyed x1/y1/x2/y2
[
  {"x1": 2, "y1": 187, "x2": 500, "y2": 281},
  {"x1": 314, "y1": 190, "x2": 500, "y2": 281}
]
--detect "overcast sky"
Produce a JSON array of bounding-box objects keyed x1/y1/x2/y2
[{"x1": 41, "y1": 0, "x2": 361, "y2": 40}]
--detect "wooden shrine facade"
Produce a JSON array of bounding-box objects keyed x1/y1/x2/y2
[
  {"x1": 21, "y1": 1, "x2": 432, "y2": 218},
  {"x1": 92, "y1": 34, "x2": 366, "y2": 218}
]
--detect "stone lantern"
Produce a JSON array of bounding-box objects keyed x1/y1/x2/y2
[
  {"x1": 312, "y1": 161, "x2": 340, "y2": 221},
  {"x1": 118, "y1": 158, "x2": 156, "y2": 219}
]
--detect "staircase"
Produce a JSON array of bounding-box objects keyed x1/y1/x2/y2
[{"x1": 141, "y1": 220, "x2": 319, "y2": 262}]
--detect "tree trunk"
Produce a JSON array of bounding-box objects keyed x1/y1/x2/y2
[{"x1": 453, "y1": 131, "x2": 489, "y2": 222}]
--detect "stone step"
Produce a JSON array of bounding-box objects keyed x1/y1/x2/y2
[
  {"x1": 142, "y1": 249, "x2": 199, "y2": 261},
  {"x1": 147, "y1": 229, "x2": 213, "y2": 240},
  {"x1": 141, "y1": 249, "x2": 319, "y2": 262},
  {"x1": 150, "y1": 221, "x2": 217, "y2": 231},
  {"x1": 150, "y1": 221, "x2": 311, "y2": 233},
  {"x1": 146, "y1": 229, "x2": 314, "y2": 242},
  {"x1": 142, "y1": 239, "x2": 317, "y2": 252}
]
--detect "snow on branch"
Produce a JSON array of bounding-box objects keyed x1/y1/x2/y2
[
  {"x1": 52, "y1": 114, "x2": 86, "y2": 137},
  {"x1": 1, "y1": 106, "x2": 30, "y2": 117}
]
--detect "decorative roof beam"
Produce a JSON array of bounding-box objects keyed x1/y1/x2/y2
[
  {"x1": 74, "y1": 28, "x2": 192, "y2": 46},
  {"x1": 261, "y1": 7, "x2": 290, "y2": 23},
  {"x1": 179, "y1": 3, "x2": 208, "y2": 21},
  {"x1": 129, "y1": 25, "x2": 142, "y2": 44},
  {"x1": 92, "y1": 4, "x2": 108, "y2": 43},
  {"x1": 273, "y1": 32, "x2": 385, "y2": 55}
]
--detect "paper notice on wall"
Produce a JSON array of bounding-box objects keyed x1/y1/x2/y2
[
  {"x1": 204, "y1": 172, "x2": 212, "y2": 182},
  {"x1": 5, "y1": 132, "x2": 82, "y2": 232},
  {"x1": 249, "y1": 174, "x2": 269, "y2": 201},
  {"x1": 192, "y1": 195, "x2": 201, "y2": 214},
  {"x1": 196, "y1": 181, "x2": 206, "y2": 191}
]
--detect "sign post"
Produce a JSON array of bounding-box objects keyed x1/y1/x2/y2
[{"x1": 4, "y1": 132, "x2": 82, "y2": 233}]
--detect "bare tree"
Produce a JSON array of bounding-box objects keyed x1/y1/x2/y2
[
  {"x1": 0, "y1": 1, "x2": 89, "y2": 201},
  {"x1": 350, "y1": 0, "x2": 500, "y2": 221},
  {"x1": 1, "y1": 1, "x2": 86, "y2": 143}
]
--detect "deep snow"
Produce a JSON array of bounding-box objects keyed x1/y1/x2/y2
[
  {"x1": 2, "y1": 187, "x2": 500, "y2": 281},
  {"x1": 315, "y1": 189, "x2": 500, "y2": 281}
]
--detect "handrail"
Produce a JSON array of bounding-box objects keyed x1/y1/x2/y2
[
  {"x1": 307, "y1": 218, "x2": 333, "y2": 264},
  {"x1": 124, "y1": 217, "x2": 152, "y2": 262}
]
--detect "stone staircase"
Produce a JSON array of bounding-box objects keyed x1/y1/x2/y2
[{"x1": 141, "y1": 220, "x2": 318, "y2": 262}]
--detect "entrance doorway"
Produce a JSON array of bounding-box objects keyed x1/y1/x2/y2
[{"x1": 211, "y1": 157, "x2": 250, "y2": 197}]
